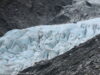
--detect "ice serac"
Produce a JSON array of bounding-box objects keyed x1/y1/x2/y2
[
  {"x1": 18, "y1": 33, "x2": 100, "y2": 75},
  {"x1": 0, "y1": 18, "x2": 100, "y2": 75}
]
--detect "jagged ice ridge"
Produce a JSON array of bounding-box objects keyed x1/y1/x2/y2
[{"x1": 0, "y1": 18, "x2": 100, "y2": 75}]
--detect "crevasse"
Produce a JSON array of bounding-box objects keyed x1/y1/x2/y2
[{"x1": 0, "y1": 18, "x2": 100, "y2": 75}]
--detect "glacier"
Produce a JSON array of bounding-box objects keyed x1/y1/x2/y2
[{"x1": 0, "y1": 18, "x2": 100, "y2": 75}]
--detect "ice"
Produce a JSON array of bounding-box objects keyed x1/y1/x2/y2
[
  {"x1": 87, "y1": 0, "x2": 100, "y2": 5},
  {"x1": 0, "y1": 18, "x2": 100, "y2": 74}
]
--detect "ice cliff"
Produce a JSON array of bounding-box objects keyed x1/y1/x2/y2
[{"x1": 0, "y1": 18, "x2": 100, "y2": 75}]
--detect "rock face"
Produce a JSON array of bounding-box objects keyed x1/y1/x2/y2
[
  {"x1": 0, "y1": 0, "x2": 72, "y2": 36},
  {"x1": 18, "y1": 34, "x2": 100, "y2": 75},
  {"x1": 0, "y1": 0, "x2": 72, "y2": 27},
  {"x1": 1, "y1": 0, "x2": 100, "y2": 36},
  {"x1": 56, "y1": 0, "x2": 100, "y2": 23}
]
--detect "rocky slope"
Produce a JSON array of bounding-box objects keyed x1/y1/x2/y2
[
  {"x1": 0, "y1": 0, "x2": 100, "y2": 36},
  {"x1": 0, "y1": 0, "x2": 72, "y2": 36},
  {"x1": 18, "y1": 33, "x2": 100, "y2": 75}
]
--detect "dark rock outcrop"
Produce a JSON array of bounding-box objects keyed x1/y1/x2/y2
[
  {"x1": 0, "y1": 0, "x2": 72, "y2": 27},
  {"x1": 18, "y1": 34, "x2": 100, "y2": 75},
  {"x1": 1, "y1": 0, "x2": 100, "y2": 36},
  {"x1": 0, "y1": 0, "x2": 73, "y2": 36}
]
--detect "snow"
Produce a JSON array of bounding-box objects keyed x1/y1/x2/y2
[{"x1": 0, "y1": 18, "x2": 100, "y2": 75}]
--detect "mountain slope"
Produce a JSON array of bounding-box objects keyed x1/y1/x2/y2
[
  {"x1": 18, "y1": 33, "x2": 100, "y2": 75},
  {"x1": 0, "y1": 18, "x2": 100, "y2": 75},
  {"x1": 0, "y1": 0, "x2": 72, "y2": 36},
  {"x1": 1, "y1": 0, "x2": 100, "y2": 36}
]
